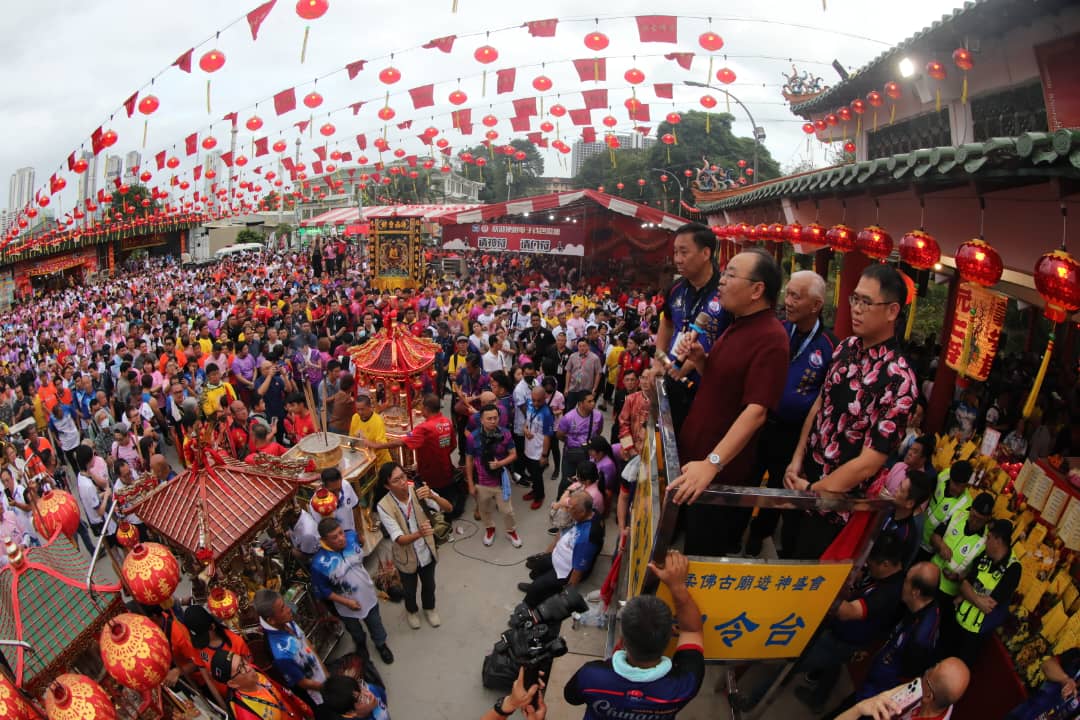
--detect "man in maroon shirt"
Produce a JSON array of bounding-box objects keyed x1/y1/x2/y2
[
  {"x1": 384, "y1": 394, "x2": 463, "y2": 517},
  {"x1": 669, "y1": 249, "x2": 789, "y2": 555}
]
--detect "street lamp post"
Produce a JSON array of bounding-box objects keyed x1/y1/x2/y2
[
  {"x1": 650, "y1": 168, "x2": 686, "y2": 215},
  {"x1": 683, "y1": 80, "x2": 765, "y2": 183}
]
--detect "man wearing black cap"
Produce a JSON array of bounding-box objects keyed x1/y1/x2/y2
[
  {"x1": 183, "y1": 605, "x2": 253, "y2": 710},
  {"x1": 946, "y1": 518, "x2": 1021, "y2": 667},
  {"x1": 209, "y1": 650, "x2": 313, "y2": 720},
  {"x1": 929, "y1": 491, "x2": 995, "y2": 603}
]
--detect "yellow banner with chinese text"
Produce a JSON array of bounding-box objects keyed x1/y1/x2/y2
[
  {"x1": 625, "y1": 431, "x2": 655, "y2": 598},
  {"x1": 655, "y1": 559, "x2": 852, "y2": 660}
]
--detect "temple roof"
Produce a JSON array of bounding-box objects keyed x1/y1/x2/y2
[{"x1": 348, "y1": 324, "x2": 438, "y2": 378}]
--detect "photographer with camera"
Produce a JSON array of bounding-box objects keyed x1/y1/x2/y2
[
  {"x1": 563, "y1": 550, "x2": 705, "y2": 719},
  {"x1": 518, "y1": 491, "x2": 602, "y2": 608},
  {"x1": 465, "y1": 404, "x2": 522, "y2": 548}
]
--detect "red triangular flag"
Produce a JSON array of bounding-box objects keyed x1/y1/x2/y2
[
  {"x1": 155, "y1": 151, "x2": 167, "y2": 170},
  {"x1": 113, "y1": 176, "x2": 122, "y2": 189},
  {"x1": 422, "y1": 35, "x2": 456, "y2": 53},
  {"x1": 223, "y1": 111, "x2": 238, "y2": 128},
  {"x1": 91, "y1": 127, "x2": 105, "y2": 155},
  {"x1": 193, "y1": 165, "x2": 203, "y2": 181},
  {"x1": 397, "y1": 120, "x2": 413, "y2": 130},
  {"x1": 323, "y1": 176, "x2": 334, "y2": 190},
  {"x1": 66, "y1": 153, "x2": 76, "y2": 171},
  {"x1": 49, "y1": 174, "x2": 62, "y2": 194},
  {"x1": 356, "y1": 134, "x2": 367, "y2": 150},
  {"x1": 282, "y1": 157, "x2": 295, "y2": 172},
  {"x1": 582, "y1": 89, "x2": 608, "y2": 110},
  {"x1": 582, "y1": 127, "x2": 597, "y2": 143},
  {"x1": 273, "y1": 88, "x2": 296, "y2": 116},
  {"x1": 569, "y1": 108, "x2": 592, "y2": 126},
  {"x1": 496, "y1": 68, "x2": 516, "y2": 94},
  {"x1": 510, "y1": 116, "x2": 531, "y2": 132},
  {"x1": 340, "y1": 152, "x2": 352, "y2": 161},
  {"x1": 313, "y1": 146, "x2": 327, "y2": 161},
  {"x1": 525, "y1": 19, "x2": 557, "y2": 37},
  {"x1": 513, "y1": 98, "x2": 537, "y2": 117},
  {"x1": 254, "y1": 137, "x2": 269, "y2": 157},
  {"x1": 294, "y1": 120, "x2": 310, "y2": 134},
  {"x1": 664, "y1": 52, "x2": 694, "y2": 71},
  {"x1": 527, "y1": 132, "x2": 543, "y2": 144},
  {"x1": 174, "y1": 49, "x2": 193, "y2": 73},
  {"x1": 418, "y1": 133, "x2": 433, "y2": 146},
  {"x1": 628, "y1": 102, "x2": 650, "y2": 122},
  {"x1": 573, "y1": 58, "x2": 606, "y2": 82},
  {"x1": 185, "y1": 133, "x2": 199, "y2": 156},
  {"x1": 221, "y1": 152, "x2": 234, "y2": 167},
  {"x1": 654, "y1": 83, "x2": 674, "y2": 99},
  {"x1": 123, "y1": 93, "x2": 138, "y2": 118},
  {"x1": 409, "y1": 85, "x2": 434, "y2": 110},
  {"x1": 405, "y1": 155, "x2": 418, "y2": 168},
  {"x1": 246, "y1": 0, "x2": 276, "y2": 40},
  {"x1": 97, "y1": 188, "x2": 106, "y2": 203},
  {"x1": 346, "y1": 59, "x2": 367, "y2": 80},
  {"x1": 636, "y1": 15, "x2": 678, "y2": 43}
]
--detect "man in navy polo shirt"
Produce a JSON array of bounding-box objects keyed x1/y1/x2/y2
[{"x1": 564, "y1": 550, "x2": 705, "y2": 719}]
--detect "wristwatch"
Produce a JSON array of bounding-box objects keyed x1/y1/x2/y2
[
  {"x1": 708, "y1": 453, "x2": 724, "y2": 472},
  {"x1": 493, "y1": 697, "x2": 514, "y2": 717}
]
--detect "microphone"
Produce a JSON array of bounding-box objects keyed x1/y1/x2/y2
[{"x1": 671, "y1": 312, "x2": 711, "y2": 371}]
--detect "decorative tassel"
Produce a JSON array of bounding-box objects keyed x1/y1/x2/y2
[
  {"x1": 666, "y1": 147, "x2": 671, "y2": 163},
  {"x1": 482, "y1": 70, "x2": 487, "y2": 97},
  {"x1": 707, "y1": 56, "x2": 714, "y2": 86},
  {"x1": 673, "y1": 130, "x2": 678, "y2": 145},
  {"x1": 301, "y1": 26, "x2": 310, "y2": 63},
  {"x1": 593, "y1": 60, "x2": 600, "y2": 82},
  {"x1": 959, "y1": 306, "x2": 976, "y2": 379},
  {"x1": 961, "y1": 74, "x2": 968, "y2": 104},
  {"x1": 873, "y1": 110, "x2": 878, "y2": 133},
  {"x1": 905, "y1": 293, "x2": 917, "y2": 340},
  {"x1": 539, "y1": 97, "x2": 544, "y2": 117},
  {"x1": 832, "y1": 260, "x2": 841, "y2": 307},
  {"x1": 1023, "y1": 332, "x2": 1055, "y2": 417},
  {"x1": 142, "y1": 120, "x2": 148, "y2": 148},
  {"x1": 935, "y1": 89, "x2": 941, "y2": 112},
  {"x1": 725, "y1": 94, "x2": 731, "y2": 114},
  {"x1": 206, "y1": 79, "x2": 212, "y2": 114},
  {"x1": 856, "y1": 117, "x2": 861, "y2": 137},
  {"x1": 706, "y1": 111, "x2": 710, "y2": 134},
  {"x1": 452, "y1": 0, "x2": 458, "y2": 11},
  {"x1": 889, "y1": 104, "x2": 896, "y2": 125}
]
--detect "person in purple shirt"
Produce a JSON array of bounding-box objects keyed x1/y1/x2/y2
[
  {"x1": 557, "y1": 391, "x2": 604, "y2": 498},
  {"x1": 587, "y1": 436, "x2": 619, "y2": 517},
  {"x1": 230, "y1": 342, "x2": 258, "y2": 405},
  {"x1": 465, "y1": 405, "x2": 522, "y2": 548}
]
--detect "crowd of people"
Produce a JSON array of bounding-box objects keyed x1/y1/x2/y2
[{"x1": 0, "y1": 220, "x2": 1076, "y2": 719}]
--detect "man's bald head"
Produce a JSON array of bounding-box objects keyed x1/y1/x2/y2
[
  {"x1": 478, "y1": 391, "x2": 497, "y2": 407},
  {"x1": 925, "y1": 657, "x2": 970, "y2": 710},
  {"x1": 150, "y1": 454, "x2": 170, "y2": 477},
  {"x1": 904, "y1": 561, "x2": 940, "y2": 609}
]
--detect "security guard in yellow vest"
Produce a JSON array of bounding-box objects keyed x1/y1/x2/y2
[
  {"x1": 919, "y1": 461, "x2": 974, "y2": 558},
  {"x1": 947, "y1": 519, "x2": 1021, "y2": 667},
  {"x1": 929, "y1": 492, "x2": 994, "y2": 597}
]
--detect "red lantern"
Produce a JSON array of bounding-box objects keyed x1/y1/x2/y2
[
  {"x1": 475, "y1": 158, "x2": 487, "y2": 167},
  {"x1": 199, "y1": 50, "x2": 226, "y2": 73},
  {"x1": 837, "y1": 107, "x2": 852, "y2": 123},
  {"x1": 597, "y1": 185, "x2": 605, "y2": 192},
  {"x1": 844, "y1": 141, "x2": 857, "y2": 153},
  {"x1": 121, "y1": 542, "x2": 180, "y2": 606},
  {"x1": 884, "y1": 81, "x2": 902, "y2": 100},
  {"x1": 926, "y1": 60, "x2": 947, "y2": 81},
  {"x1": 100, "y1": 613, "x2": 172, "y2": 691},
  {"x1": 700, "y1": 95, "x2": 717, "y2": 109},
  {"x1": 0, "y1": 671, "x2": 38, "y2": 720},
  {"x1": 660, "y1": 174, "x2": 669, "y2": 182},
  {"x1": 898, "y1": 229, "x2": 941, "y2": 270},
  {"x1": 745, "y1": 168, "x2": 754, "y2": 177},
  {"x1": 955, "y1": 238, "x2": 1003, "y2": 287},
  {"x1": 246, "y1": 115, "x2": 263, "y2": 131},
  {"x1": 449, "y1": 89, "x2": 468, "y2": 105},
  {"x1": 378, "y1": 66, "x2": 401, "y2": 84},
  {"x1": 102, "y1": 129, "x2": 118, "y2": 147},
  {"x1": 165, "y1": 156, "x2": 179, "y2": 169},
  {"x1": 303, "y1": 91, "x2": 323, "y2": 108},
  {"x1": 637, "y1": 178, "x2": 646, "y2": 186},
  {"x1": 482, "y1": 114, "x2": 498, "y2": 127},
  {"x1": 137, "y1": 95, "x2": 160, "y2": 115},
  {"x1": 33, "y1": 490, "x2": 80, "y2": 540},
  {"x1": 440, "y1": 165, "x2": 451, "y2": 174},
  {"x1": 584, "y1": 32, "x2": 609, "y2": 51},
  {"x1": 319, "y1": 123, "x2": 336, "y2": 137},
  {"x1": 737, "y1": 159, "x2": 747, "y2": 168},
  {"x1": 716, "y1": 67, "x2": 736, "y2": 84},
  {"x1": 533, "y1": 75, "x2": 552, "y2": 91},
  {"x1": 1033, "y1": 249, "x2": 1080, "y2": 322},
  {"x1": 699, "y1": 31, "x2": 724, "y2": 52},
  {"x1": 45, "y1": 674, "x2": 116, "y2": 720},
  {"x1": 866, "y1": 90, "x2": 884, "y2": 108},
  {"x1": 624, "y1": 68, "x2": 645, "y2": 85},
  {"x1": 474, "y1": 45, "x2": 498, "y2": 63},
  {"x1": 825, "y1": 113, "x2": 839, "y2": 127},
  {"x1": 296, "y1": 0, "x2": 329, "y2": 20},
  {"x1": 115, "y1": 521, "x2": 139, "y2": 548},
  {"x1": 767, "y1": 223, "x2": 786, "y2": 242},
  {"x1": 801, "y1": 223, "x2": 828, "y2": 251},
  {"x1": 802, "y1": 122, "x2": 816, "y2": 135},
  {"x1": 602, "y1": 115, "x2": 617, "y2": 128},
  {"x1": 208, "y1": 587, "x2": 240, "y2": 621},
  {"x1": 683, "y1": 169, "x2": 693, "y2": 178},
  {"x1": 850, "y1": 98, "x2": 866, "y2": 115},
  {"x1": 813, "y1": 119, "x2": 827, "y2": 132},
  {"x1": 514, "y1": 150, "x2": 527, "y2": 161},
  {"x1": 666, "y1": 112, "x2": 681, "y2": 125},
  {"x1": 615, "y1": 182, "x2": 625, "y2": 191},
  {"x1": 784, "y1": 222, "x2": 804, "y2": 244},
  {"x1": 73, "y1": 157, "x2": 89, "y2": 174},
  {"x1": 235, "y1": 155, "x2": 248, "y2": 167},
  {"x1": 952, "y1": 48, "x2": 974, "y2": 71},
  {"x1": 550, "y1": 104, "x2": 566, "y2": 117},
  {"x1": 856, "y1": 225, "x2": 893, "y2": 260},
  {"x1": 310, "y1": 487, "x2": 338, "y2": 516},
  {"x1": 539, "y1": 121, "x2": 554, "y2": 133},
  {"x1": 826, "y1": 224, "x2": 857, "y2": 253}
]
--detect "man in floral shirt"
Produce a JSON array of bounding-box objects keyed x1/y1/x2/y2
[{"x1": 784, "y1": 264, "x2": 918, "y2": 559}]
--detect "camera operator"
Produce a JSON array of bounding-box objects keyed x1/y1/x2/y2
[
  {"x1": 564, "y1": 550, "x2": 705, "y2": 718},
  {"x1": 481, "y1": 667, "x2": 548, "y2": 720},
  {"x1": 466, "y1": 404, "x2": 522, "y2": 548}
]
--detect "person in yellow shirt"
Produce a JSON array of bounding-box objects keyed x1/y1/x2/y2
[{"x1": 350, "y1": 394, "x2": 394, "y2": 468}]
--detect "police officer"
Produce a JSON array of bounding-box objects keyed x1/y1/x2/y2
[
  {"x1": 929, "y1": 491, "x2": 994, "y2": 602},
  {"x1": 651, "y1": 223, "x2": 730, "y2": 433},
  {"x1": 918, "y1": 460, "x2": 974, "y2": 561},
  {"x1": 947, "y1": 519, "x2": 1020, "y2": 667}
]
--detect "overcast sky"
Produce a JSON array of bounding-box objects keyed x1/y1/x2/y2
[{"x1": 1, "y1": 0, "x2": 965, "y2": 213}]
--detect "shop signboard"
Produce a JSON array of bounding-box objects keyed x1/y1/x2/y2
[{"x1": 442, "y1": 222, "x2": 585, "y2": 256}]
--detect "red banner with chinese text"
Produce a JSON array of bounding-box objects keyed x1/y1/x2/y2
[{"x1": 945, "y1": 283, "x2": 1007, "y2": 381}]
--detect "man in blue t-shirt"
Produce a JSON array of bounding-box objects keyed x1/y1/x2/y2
[
  {"x1": 517, "y1": 491, "x2": 602, "y2": 607},
  {"x1": 564, "y1": 550, "x2": 705, "y2": 719}
]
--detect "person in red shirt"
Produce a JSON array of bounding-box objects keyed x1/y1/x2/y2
[
  {"x1": 384, "y1": 394, "x2": 461, "y2": 517},
  {"x1": 284, "y1": 393, "x2": 316, "y2": 446},
  {"x1": 245, "y1": 423, "x2": 288, "y2": 462},
  {"x1": 175, "y1": 606, "x2": 253, "y2": 710},
  {"x1": 226, "y1": 401, "x2": 254, "y2": 459}
]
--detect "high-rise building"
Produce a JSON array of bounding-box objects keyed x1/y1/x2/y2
[
  {"x1": 569, "y1": 133, "x2": 657, "y2": 177},
  {"x1": 8, "y1": 167, "x2": 35, "y2": 212},
  {"x1": 125, "y1": 151, "x2": 142, "y2": 177},
  {"x1": 76, "y1": 152, "x2": 98, "y2": 211},
  {"x1": 104, "y1": 155, "x2": 123, "y2": 188}
]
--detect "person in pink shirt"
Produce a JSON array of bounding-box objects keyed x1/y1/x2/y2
[{"x1": 884, "y1": 434, "x2": 936, "y2": 497}]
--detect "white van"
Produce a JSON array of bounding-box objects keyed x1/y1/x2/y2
[{"x1": 214, "y1": 243, "x2": 265, "y2": 260}]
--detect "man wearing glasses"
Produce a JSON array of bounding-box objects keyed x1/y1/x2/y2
[
  {"x1": 784, "y1": 263, "x2": 919, "y2": 559},
  {"x1": 209, "y1": 650, "x2": 314, "y2": 720}
]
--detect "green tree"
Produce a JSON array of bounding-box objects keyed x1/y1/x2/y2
[
  {"x1": 107, "y1": 183, "x2": 158, "y2": 218},
  {"x1": 458, "y1": 139, "x2": 545, "y2": 202},
  {"x1": 235, "y1": 228, "x2": 265, "y2": 244}
]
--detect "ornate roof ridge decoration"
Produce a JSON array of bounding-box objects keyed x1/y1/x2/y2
[
  {"x1": 697, "y1": 129, "x2": 1080, "y2": 213},
  {"x1": 790, "y1": 0, "x2": 1075, "y2": 114},
  {"x1": 348, "y1": 323, "x2": 439, "y2": 378}
]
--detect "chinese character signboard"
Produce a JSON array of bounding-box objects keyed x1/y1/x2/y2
[
  {"x1": 945, "y1": 282, "x2": 1007, "y2": 382},
  {"x1": 371, "y1": 217, "x2": 423, "y2": 291},
  {"x1": 442, "y1": 223, "x2": 585, "y2": 256},
  {"x1": 655, "y1": 559, "x2": 851, "y2": 660}
]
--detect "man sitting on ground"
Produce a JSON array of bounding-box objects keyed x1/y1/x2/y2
[{"x1": 517, "y1": 491, "x2": 603, "y2": 608}]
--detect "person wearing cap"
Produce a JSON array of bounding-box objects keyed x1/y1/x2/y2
[
  {"x1": 209, "y1": 650, "x2": 313, "y2": 720},
  {"x1": 929, "y1": 491, "x2": 995, "y2": 601},
  {"x1": 919, "y1": 460, "x2": 974, "y2": 561},
  {"x1": 180, "y1": 605, "x2": 253, "y2": 710},
  {"x1": 945, "y1": 518, "x2": 1020, "y2": 667}
]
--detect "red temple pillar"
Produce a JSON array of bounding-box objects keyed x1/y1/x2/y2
[
  {"x1": 832, "y1": 250, "x2": 871, "y2": 340},
  {"x1": 926, "y1": 273, "x2": 961, "y2": 435}
]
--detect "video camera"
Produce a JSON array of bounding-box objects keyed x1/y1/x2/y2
[{"x1": 481, "y1": 587, "x2": 588, "y2": 693}]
